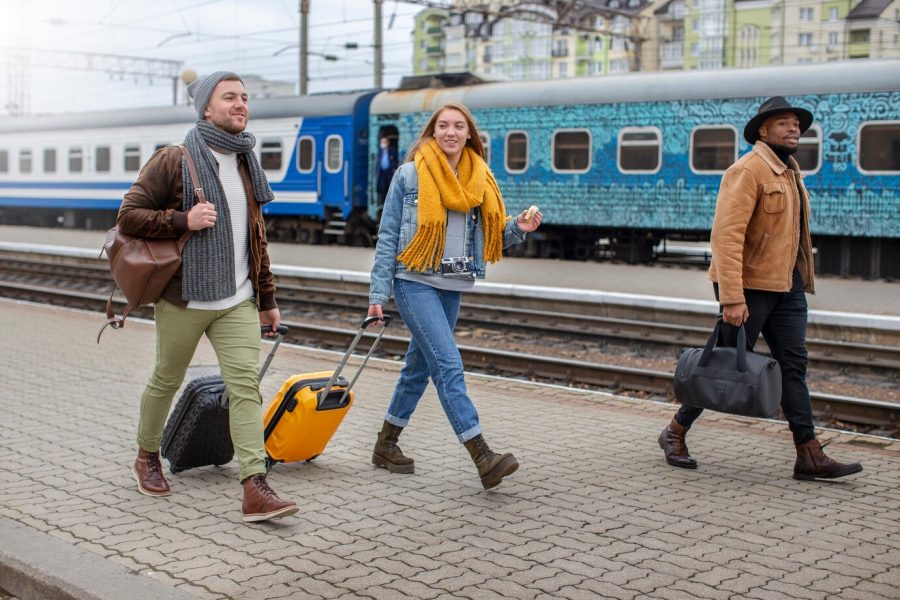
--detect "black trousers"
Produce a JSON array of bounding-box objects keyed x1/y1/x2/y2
[{"x1": 675, "y1": 269, "x2": 816, "y2": 444}]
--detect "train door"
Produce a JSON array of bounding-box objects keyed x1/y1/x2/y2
[{"x1": 372, "y1": 124, "x2": 399, "y2": 219}]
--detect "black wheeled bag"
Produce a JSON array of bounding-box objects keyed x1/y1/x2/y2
[
  {"x1": 673, "y1": 318, "x2": 782, "y2": 419},
  {"x1": 161, "y1": 325, "x2": 288, "y2": 473}
]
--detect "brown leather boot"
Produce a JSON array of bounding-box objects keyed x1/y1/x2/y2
[
  {"x1": 241, "y1": 475, "x2": 299, "y2": 523},
  {"x1": 132, "y1": 448, "x2": 171, "y2": 497},
  {"x1": 463, "y1": 435, "x2": 519, "y2": 490},
  {"x1": 658, "y1": 418, "x2": 697, "y2": 469},
  {"x1": 794, "y1": 439, "x2": 863, "y2": 481},
  {"x1": 372, "y1": 421, "x2": 415, "y2": 474}
]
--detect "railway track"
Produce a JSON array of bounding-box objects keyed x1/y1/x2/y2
[{"x1": 1, "y1": 270, "x2": 897, "y2": 436}]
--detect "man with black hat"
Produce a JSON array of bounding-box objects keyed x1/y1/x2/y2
[
  {"x1": 118, "y1": 71, "x2": 299, "y2": 522},
  {"x1": 658, "y1": 96, "x2": 863, "y2": 481}
]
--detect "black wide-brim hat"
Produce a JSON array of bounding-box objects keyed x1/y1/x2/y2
[{"x1": 744, "y1": 96, "x2": 814, "y2": 144}]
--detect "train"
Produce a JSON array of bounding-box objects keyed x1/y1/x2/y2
[{"x1": 1, "y1": 60, "x2": 898, "y2": 278}]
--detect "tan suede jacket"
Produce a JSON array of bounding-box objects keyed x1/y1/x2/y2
[
  {"x1": 116, "y1": 145, "x2": 277, "y2": 311},
  {"x1": 708, "y1": 141, "x2": 815, "y2": 306}
]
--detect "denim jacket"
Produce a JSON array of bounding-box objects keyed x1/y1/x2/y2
[{"x1": 369, "y1": 161, "x2": 526, "y2": 305}]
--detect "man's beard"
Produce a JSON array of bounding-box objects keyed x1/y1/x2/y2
[{"x1": 770, "y1": 142, "x2": 798, "y2": 156}]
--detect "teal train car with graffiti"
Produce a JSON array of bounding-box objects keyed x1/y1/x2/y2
[{"x1": 369, "y1": 60, "x2": 900, "y2": 279}]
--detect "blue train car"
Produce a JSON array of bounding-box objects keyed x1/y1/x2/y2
[
  {"x1": 0, "y1": 90, "x2": 377, "y2": 244},
  {"x1": 369, "y1": 60, "x2": 900, "y2": 278}
]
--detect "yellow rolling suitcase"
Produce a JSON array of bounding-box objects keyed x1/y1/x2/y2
[{"x1": 263, "y1": 316, "x2": 391, "y2": 468}]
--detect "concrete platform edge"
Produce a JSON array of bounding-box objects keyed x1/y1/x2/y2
[{"x1": 0, "y1": 517, "x2": 198, "y2": 600}]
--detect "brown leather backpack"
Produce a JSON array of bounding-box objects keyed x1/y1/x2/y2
[{"x1": 97, "y1": 145, "x2": 206, "y2": 342}]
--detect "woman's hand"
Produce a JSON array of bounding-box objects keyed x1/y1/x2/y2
[
  {"x1": 368, "y1": 304, "x2": 384, "y2": 322},
  {"x1": 515, "y1": 206, "x2": 543, "y2": 233}
]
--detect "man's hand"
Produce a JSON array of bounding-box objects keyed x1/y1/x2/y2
[
  {"x1": 188, "y1": 202, "x2": 217, "y2": 230},
  {"x1": 259, "y1": 308, "x2": 281, "y2": 338},
  {"x1": 722, "y1": 302, "x2": 749, "y2": 327}
]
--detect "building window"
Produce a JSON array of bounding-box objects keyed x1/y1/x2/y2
[
  {"x1": 829, "y1": 7, "x2": 839, "y2": 21},
  {"x1": 552, "y1": 129, "x2": 591, "y2": 172},
  {"x1": 261, "y1": 140, "x2": 282, "y2": 170},
  {"x1": 505, "y1": 132, "x2": 528, "y2": 173},
  {"x1": 19, "y1": 150, "x2": 32, "y2": 174},
  {"x1": 0, "y1": 150, "x2": 7, "y2": 173},
  {"x1": 69, "y1": 147, "x2": 84, "y2": 173},
  {"x1": 479, "y1": 133, "x2": 491, "y2": 165},
  {"x1": 799, "y1": 7, "x2": 814, "y2": 21},
  {"x1": 795, "y1": 125, "x2": 822, "y2": 174},
  {"x1": 124, "y1": 145, "x2": 141, "y2": 172},
  {"x1": 325, "y1": 135, "x2": 342, "y2": 173},
  {"x1": 95, "y1": 146, "x2": 110, "y2": 173},
  {"x1": 828, "y1": 32, "x2": 839, "y2": 46},
  {"x1": 858, "y1": 121, "x2": 900, "y2": 173},
  {"x1": 618, "y1": 128, "x2": 662, "y2": 173},
  {"x1": 690, "y1": 126, "x2": 736, "y2": 173},
  {"x1": 43, "y1": 148, "x2": 56, "y2": 173},
  {"x1": 850, "y1": 30, "x2": 870, "y2": 43},
  {"x1": 296, "y1": 136, "x2": 314, "y2": 173},
  {"x1": 799, "y1": 33, "x2": 813, "y2": 46}
]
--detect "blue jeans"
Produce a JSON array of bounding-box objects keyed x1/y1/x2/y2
[
  {"x1": 385, "y1": 279, "x2": 481, "y2": 442},
  {"x1": 676, "y1": 268, "x2": 816, "y2": 444}
]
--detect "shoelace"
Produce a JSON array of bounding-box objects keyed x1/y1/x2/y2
[
  {"x1": 146, "y1": 453, "x2": 164, "y2": 475},
  {"x1": 253, "y1": 475, "x2": 276, "y2": 499}
]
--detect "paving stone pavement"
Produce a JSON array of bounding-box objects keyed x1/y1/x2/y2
[{"x1": 1, "y1": 299, "x2": 898, "y2": 600}]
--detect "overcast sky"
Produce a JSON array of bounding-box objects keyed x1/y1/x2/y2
[{"x1": 1, "y1": 0, "x2": 421, "y2": 116}]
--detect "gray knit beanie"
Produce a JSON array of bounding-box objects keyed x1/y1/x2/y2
[{"x1": 187, "y1": 71, "x2": 242, "y2": 120}]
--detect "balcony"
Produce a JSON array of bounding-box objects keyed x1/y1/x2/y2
[
  {"x1": 660, "y1": 41, "x2": 684, "y2": 68},
  {"x1": 426, "y1": 45, "x2": 444, "y2": 56},
  {"x1": 551, "y1": 48, "x2": 569, "y2": 57}
]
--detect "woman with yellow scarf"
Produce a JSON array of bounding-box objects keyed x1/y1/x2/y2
[{"x1": 367, "y1": 103, "x2": 543, "y2": 490}]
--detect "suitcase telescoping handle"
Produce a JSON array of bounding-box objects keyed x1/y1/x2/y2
[
  {"x1": 259, "y1": 325, "x2": 289, "y2": 379},
  {"x1": 320, "y1": 315, "x2": 392, "y2": 403}
]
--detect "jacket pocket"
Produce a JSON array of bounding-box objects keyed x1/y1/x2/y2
[
  {"x1": 746, "y1": 232, "x2": 770, "y2": 267},
  {"x1": 762, "y1": 182, "x2": 786, "y2": 214}
]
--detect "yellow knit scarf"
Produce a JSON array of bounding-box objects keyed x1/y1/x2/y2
[{"x1": 397, "y1": 138, "x2": 506, "y2": 272}]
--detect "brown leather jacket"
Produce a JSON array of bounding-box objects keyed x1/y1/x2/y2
[
  {"x1": 708, "y1": 141, "x2": 815, "y2": 306},
  {"x1": 116, "y1": 145, "x2": 277, "y2": 311}
]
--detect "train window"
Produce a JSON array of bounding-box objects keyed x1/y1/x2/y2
[
  {"x1": 690, "y1": 126, "x2": 737, "y2": 173},
  {"x1": 325, "y1": 135, "x2": 342, "y2": 173},
  {"x1": 95, "y1": 146, "x2": 111, "y2": 173},
  {"x1": 795, "y1": 125, "x2": 821, "y2": 174},
  {"x1": 858, "y1": 121, "x2": 900, "y2": 173},
  {"x1": 479, "y1": 133, "x2": 490, "y2": 165},
  {"x1": 505, "y1": 132, "x2": 528, "y2": 173},
  {"x1": 618, "y1": 128, "x2": 662, "y2": 173},
  {"x1": 0, "y1": 150, "x2": 7, "y2": 173},
  {"x1": 296, "y1": 136, "x2": 315, "y2": 173},
  {"x1": 261, "y1": 140, "x2": 282, "y2": 170},
  {"x1": 43, "y1": 149, "x2": 56, "y2": 173},
  {"x1": 19, "y1": 150, "x2": 33, "y2": 174},
  {"x1": 124, "y1": 145, "x2": 141, "y2": 172},
  {"x1": 552, "y1": 129, "x2": 591, "y2": 173},
  {"x1": 69, "y1": 148, "x2": 83, "y2": 173}
]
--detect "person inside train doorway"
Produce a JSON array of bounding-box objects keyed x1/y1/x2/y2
[
  {"x1": 658, "y1": 96, "x2": 862, "y2": 481},
  {"x1": 376, "y1": 135, "x2": 399, "y2": 216},
  {"x1": 118, "y1": 71, "x2": 299, "y2": 522},
  {"x1": 367, "y1": 103, "x2": 543, "y2": 489}
]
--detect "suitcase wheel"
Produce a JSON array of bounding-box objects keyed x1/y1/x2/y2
[{"x1": 305, "y1": 454, "x2": 320, "y2": 462}]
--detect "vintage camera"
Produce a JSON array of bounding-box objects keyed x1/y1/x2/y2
[{"x1": 440, "y1": 256, "x2": 475, "y2": 277}]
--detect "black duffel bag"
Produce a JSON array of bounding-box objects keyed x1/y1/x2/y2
[{"x1": 674, "y1": 318, "x2": 782, "y2": 418}]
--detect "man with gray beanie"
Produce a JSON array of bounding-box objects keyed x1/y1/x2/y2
[{"x1": 117, "y1": 71, "x2": 298, "y2": 523}]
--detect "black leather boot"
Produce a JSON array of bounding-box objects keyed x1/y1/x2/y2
[
  {"x1": 658, "y1": 418, "x2": 697, "y2": 469},
  {"x1": 463, "y1": 434, "x2": 518, "y2": 490},
  {"x1": 372, "y1": 421, "x2": 415, "y2": 474}
]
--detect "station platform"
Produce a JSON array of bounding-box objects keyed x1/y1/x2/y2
[
  {"x1": 1, "y1": 299, "x2": 898, "y2": 600},
  {"x1": 1, "y1": 225, "x2": 898, "y2": 317}
]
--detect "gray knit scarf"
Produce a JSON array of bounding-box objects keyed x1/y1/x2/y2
[{"x1": 181, "y1": 121, "x2": 274, "y2": 302}]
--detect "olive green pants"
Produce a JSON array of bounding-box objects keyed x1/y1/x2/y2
[{"x1": 137, "y1": 298, "x2": 266, "y2": 482}]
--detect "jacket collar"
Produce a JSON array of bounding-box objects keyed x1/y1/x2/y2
[{"x1": 752, "y1": 141, "x2": 800, "y2": 176}]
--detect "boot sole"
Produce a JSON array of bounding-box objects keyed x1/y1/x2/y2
[
  {"x1": 793, "y1": 464, "x2": 863, "y2": 481},
  {"x1": 132, "y1": 464, "x2": 172, "y2": 497},
  {"x1": 242, "y1": 504, "x2": 299, "y2": 523},
  {"x1": 481, "y1": 455, "x2": 519, "y2": 490},
  {"x1": 657, "y1": 436, "x2": 697, "y2": 469},
  {"x1": 372, "y1": 453, "x2": 415, "y2": 474}
]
